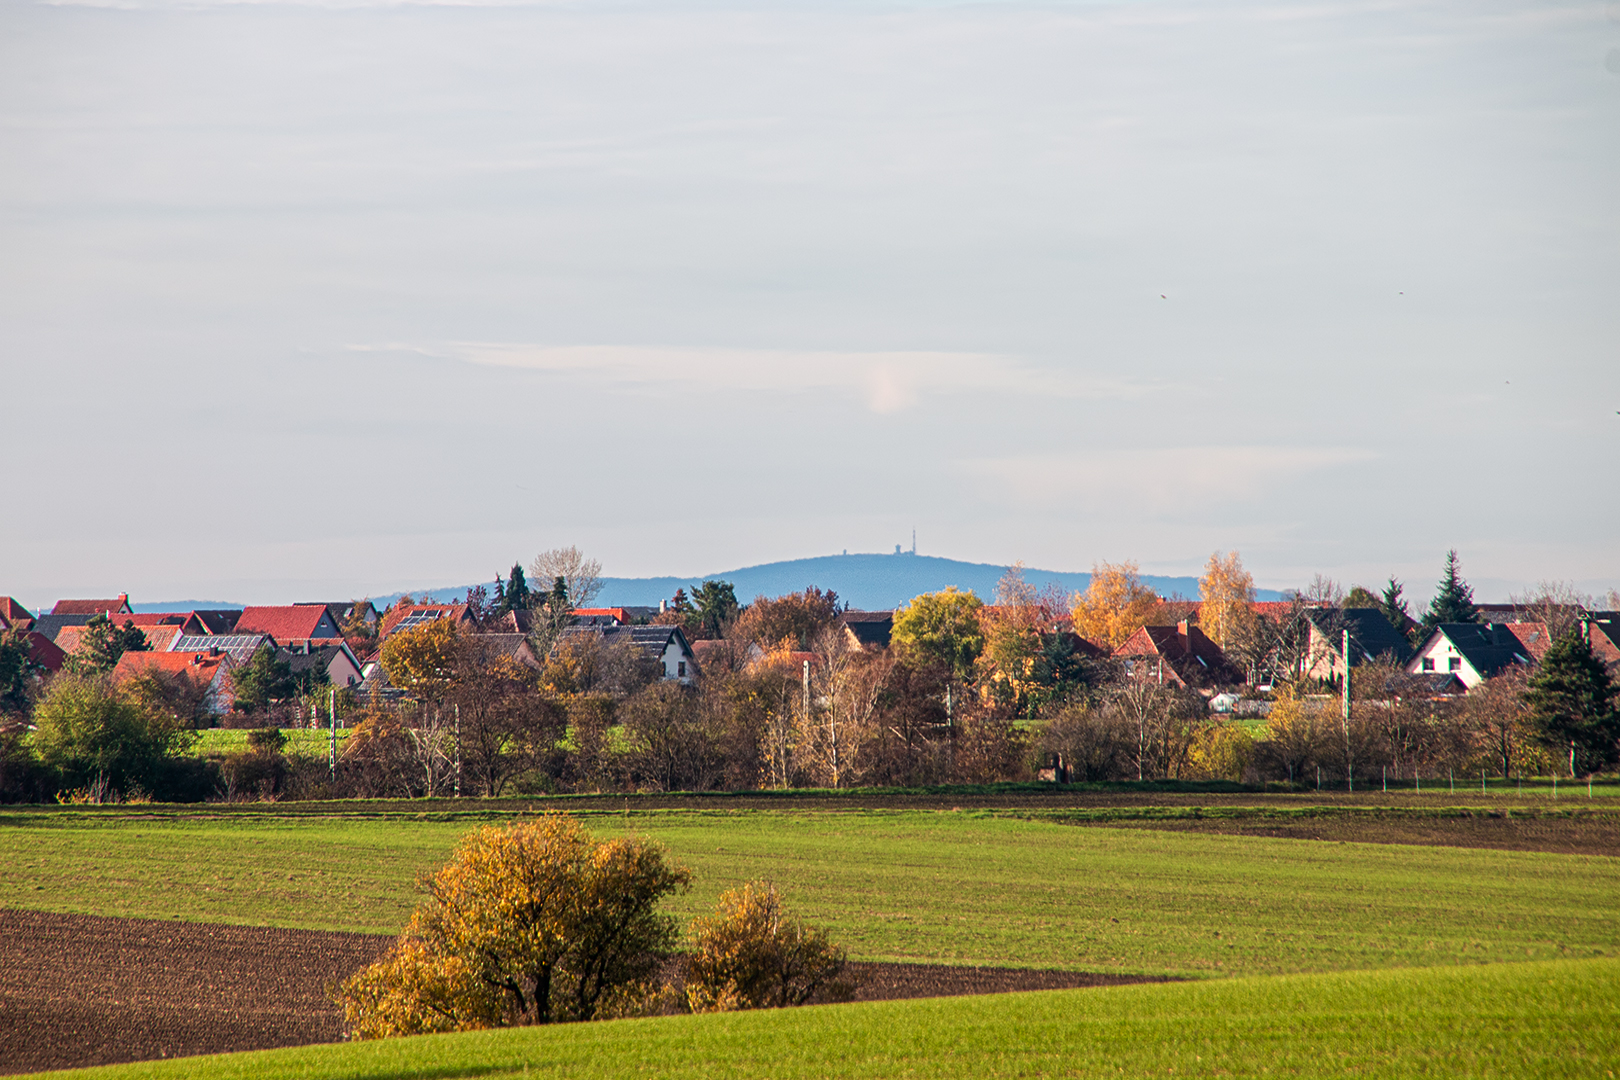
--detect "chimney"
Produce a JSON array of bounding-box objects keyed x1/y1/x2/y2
[
  {"x1": 659, "y1": 599, "x2": 667, "y2": 614},
  {"x1": 117, "y1": 593, "x2": 128, "y2": 609}
]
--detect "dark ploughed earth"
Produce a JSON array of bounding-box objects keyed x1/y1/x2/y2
[{"x1": 0, "y1": 909, "x2": 1156, "y2": 1076}]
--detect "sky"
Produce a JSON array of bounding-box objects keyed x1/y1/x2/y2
[{"x1": 2, "y1": 0, "x2": 1617, "y2": 609}]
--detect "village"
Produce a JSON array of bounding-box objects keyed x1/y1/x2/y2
[{"x1": 3, "y1": 549, "x2": 1616, "y2": 802}]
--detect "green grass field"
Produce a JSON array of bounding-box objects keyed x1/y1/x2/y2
[
  {"x1": 29, "y1": 958, "x2": 1620, "y2": 1080},
  {"x1": 2, "y1": 807, "x2": 1616, "y2": 976},
  {"x1": 191, "y1": 728, "x2": 353, "y2": 756}
]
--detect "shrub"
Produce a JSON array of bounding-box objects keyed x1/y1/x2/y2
[
  {"x1": 683, "y1": 881, "x2": 854, "y2": 1013},
  {"x1": 338, "y1": 816, "x2": 690, "y2": 1037},
  {"x1": 31, "y1": 672, "x2": 196, "y2": 797}
]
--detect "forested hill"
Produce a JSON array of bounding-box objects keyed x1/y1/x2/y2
[{"x1": 394, "y1": 553, "x2": 1284, "y2": 611}]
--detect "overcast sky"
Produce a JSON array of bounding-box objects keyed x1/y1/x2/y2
[{"x1": 2, "y1": 0, "x2": 1617, "y2": 608}]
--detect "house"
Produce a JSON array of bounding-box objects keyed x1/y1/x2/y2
[
  {"x1": 573, "y1": 608, "x2": 631, "y2": 626},
  {"x1": 297, "y1": 601, "x2": 378, "y2": 633},
  {"x1": 1404, "y1": 623, "x2": 1550, "y2": 689},
  {"x1": 377, "y1": 603, "x2": 474, "y2": 641},
  {"x1": 190, "y1": 610, "x2": 244, "y2": 635},
  {"x1": 559, "y1": 624, "x2": 699, "y2": 683},
  {"x1": 471, "y1": 633, "x2": 542, "y2": 669},
  {"x1": 233, "y1": 605, "x2": 344, "y2": 645},
  {"x1": 0, "y1": 598, "x2": 35, "y2": 631},
  {"x1": 171, "y1": 633, "x2": 274, "y2": 663},
  {"x1": 51, "y1": 595, "x2": 133, "y2": 616},
  {"x1": 279, "y1": 640, "x2": 365, "y2": 689},
  {"x1": 1112, "y1": 621, "x2": 1242, "y2": 688},
  {"x1": 111, "y1": 650, "x2": 236, "y2": 714},
  {"x1": 839, "y1": 610, "x2": 894, "y2": 651},
  {"x1": 1301, "y1": 608, "x2": 1412, "y2": 681}
]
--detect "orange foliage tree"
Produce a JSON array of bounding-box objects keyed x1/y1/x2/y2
[{"x1": 1069, "y1": 561, "x2": 1160, "y2": 651}]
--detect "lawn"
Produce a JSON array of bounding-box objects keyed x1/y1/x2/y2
[
  {"x1": 1, "y1": 806, "x2": 1615, "y2": 977},
  {"x1": 191, "y1": 728, "x2": 353, "y2": 756},
  {"x1": 27, "y1": 957, "x2": 1620, "y2": 1080}
]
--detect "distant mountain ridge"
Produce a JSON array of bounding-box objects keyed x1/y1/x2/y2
[{"x1": 368, "y1": 553, "x2": 1285, "y2": 611}]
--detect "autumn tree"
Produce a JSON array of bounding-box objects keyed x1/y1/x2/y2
[
  {"x1": 1070, "y1": 561, "x2": 1160, "y2": 651},
  {"x1": 1508, "y1": 580, "x2": 1594, "y2": 641},
  {"x1": 339, "y1": 817, "x2": 690, "y2": 1037},
  {"x1": 1419, "y1": 550, "x2": 1479, "y2": 634},
  {"x1": 796, "y1": 626, "x2": 892, "y2": 788},
  {"x1": 380, "y1": 619, "x2": 463, "y2": 703},
  {"x1": 620, "y1": 682, "x2": 727, "y2": 792},
  {"x1": 732, "y1": 588, "x2": 842, "y2": 653},
  {"x1": 683, "y1": 882, "x2": 853, "y2": 1012},
  {"x1": 450, "y1": 637, "x2": 568, "y2": 797},
  {"x1": 1342, "y1": 585, "x2": 1382, "y2": 610},
  {"x1": 1198, "y1": 551, "x2": 1257, "y2": 650},
  {"x1": 890, "y1": 587, "x2": 984, "y2": 682},
  {"x1": 980, "y1": 564, "x2": 1087, "y2": 716}
]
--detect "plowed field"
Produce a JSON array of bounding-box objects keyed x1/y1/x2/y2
[{"x1": 0, "y1": 910, "x2": 1152, "y2": 1075}]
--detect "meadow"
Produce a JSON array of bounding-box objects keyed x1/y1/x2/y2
[
  {"x1": 2, "y1": 804, "x2": 1617, "y2": 977},
  {"x1": 27, "y1": 957, "x2": 1619, "y2": 1080}
]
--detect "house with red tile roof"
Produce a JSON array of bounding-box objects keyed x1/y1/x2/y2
[
  {"x1": 113, "y1": 650, "x2": 236, "y2": 714},
  {"x1": 377, "y1": 603, "x2": 474, "y2": 641},
  {"x1": 1112, "y1": 620, "x2": 1242, "y2": 689},
  {"x1": 233, "y1": 605, "x2": 343, "y2": 645},
  {"x1": 51, "y1": 595, "x2": 132, "y2": 616},
  {"x1": 0, "y1": 598, "x2": 34, "y2": 631}
]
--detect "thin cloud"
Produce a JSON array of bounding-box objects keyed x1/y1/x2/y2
[{"x1": 349, "y1": 342, "x2": 1168, "y2": 415}]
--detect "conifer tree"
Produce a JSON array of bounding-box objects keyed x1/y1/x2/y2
[
  {"x1": 1420, "y1": 550, "x2": 1478, "y2": 633},
  {"x1": 498, "y1": 563, "x2": 531, "y2": 616},
  {"x1": 1524, "y1": 626, "x2": 1619, "y2": 774}
]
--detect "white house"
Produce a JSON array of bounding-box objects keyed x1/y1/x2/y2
[{"x1": 1405, "y1": 623, "x2": 1548, "y2": 689}]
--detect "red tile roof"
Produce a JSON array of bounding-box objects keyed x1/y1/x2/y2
[
  {"x1": 20, "y1": 631, "x2": 66, "y2": 672},
  {"x1": 52, "y1": 595, "x2": 132, "y2": 616},
  {"x1": 378, "y1": 603, "x2": 473, "y2": 640},
  {"x1": 573, "y1": 608, "x2": 630, "y2": 624},
  {"x1": 113, "y1": 650, "x2": 230, "y2": 683},
  {"x1": 233, "y1": 605, "x2": 340, "y2": 643},
  {"x1": 0, "y1": 598, "x2": 34, "y2": 628},
  {"x1": 1504, "y1": 623, "x2": 1553, "y2": 663}
]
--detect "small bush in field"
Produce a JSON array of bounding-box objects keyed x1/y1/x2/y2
[{"x1": 684, "y1": 881, "x2": 854, "y2": 1013}]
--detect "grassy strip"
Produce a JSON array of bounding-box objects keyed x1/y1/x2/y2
[
  {"x1": 1, "y1": 810, "x2": 1615, "y2": 976},
  {"x1": 1016, "y1": 804, "x2": 1620, "y2": 823},
  {"x1": 32, "y1": 958, "x2": 1620, "y2": 1080}
]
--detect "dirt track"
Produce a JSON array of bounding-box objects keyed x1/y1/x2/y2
[{"x1": 0, "y1": 910, "x2": 1153, "y2": 1075}]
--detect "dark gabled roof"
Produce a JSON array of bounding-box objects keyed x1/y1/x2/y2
[
  {"x1": 1425, "y1": 623, "x2": 1539, "y2": 680},
  {"x1": 560, "y1": 623, "x2": 694, "y2": 661},
  {"x1": 191, "y1": 610, "x2": 243, "y2": 635},
  {"x1": 1306, "y1": 607, "x2": 1412, "y2": 664},
  {"x1": 840, "y1": 610, "x2": 894, "y2": 648},
  {"x1": 29, "y1": 613, "x2": 95, "y2": 642}
]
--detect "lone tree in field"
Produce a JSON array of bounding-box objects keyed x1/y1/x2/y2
[
  {"x1": 1524, "y1": 626, "x2": 1619, "y2": 776},
  {"x1": 339, "y1": 817, "x2": 690, "y2": 1037},
  {"x1": 683, "y1": 881, "x2": 854, "y2": 1012}
]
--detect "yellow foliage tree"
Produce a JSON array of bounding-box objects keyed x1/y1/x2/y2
[
  {"x1": 683, "y1": 881, "x2": 853, "y2": 1012},
  {"x1": 1070, "y1": 561, "x2": 1160, "y2": 651},
  {"x1": 1198, "y1": 550, "x2": 1257, "y2": 650},
  {"x1": 379, "y1": 618, "x2": 463, "y2": 702},
  {"x1": 338, "y1": 816, "x2": 690, "y2": 1037}
]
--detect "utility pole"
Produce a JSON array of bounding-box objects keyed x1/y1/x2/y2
[
  {"x1": 1342, "y1": 628, "x2": 1353, "y2": 793},
  {"x1": 328, "y1": 686, "x2": 337, "y2": 780},
  {"x1": 453, "y1": 703, "x2": 462, "y2": 798}
]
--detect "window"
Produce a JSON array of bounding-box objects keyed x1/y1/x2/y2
[
  {"x1": 677, "y1": 661, "x2": 687, "y2": 677},
  {"x1": 1421, "y1": 658, "x2": 1435, "y2": 671},
  {"x1": 1448, "y1": 657, "x2": 1462, "y2": 672}
]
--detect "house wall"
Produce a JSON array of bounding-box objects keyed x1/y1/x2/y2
[
  {"x1": 326, "y1": 652, "x2": 363, "y2": 688},
  {"x1": 661, "y1": 640, "x2": 694, "y2": 683},
  {"x1": 1405, "y1": 635, "x2": 1483, "y2": 688}
]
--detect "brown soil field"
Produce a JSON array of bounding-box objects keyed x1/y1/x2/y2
[
  {"x1": 1067, "y1": 811, "x2": 1620, "y2": 856},
  {"x1": 0, "y1": 910, "x2": 1156, "y2": 1076}
]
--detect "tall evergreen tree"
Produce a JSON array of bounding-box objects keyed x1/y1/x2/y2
[
  {"x1": 497, "y1": 563, "x2": 530, "y2": 616},
  {"x1": 1524, "y1": 626, "x2": 1619, "y2": 774},
  {"x1": 691, "y1": 580, "x2": 740, "y2": 639},
  {"x1": 1420, "y1": 550, "x2": 1478, "y2": 633},
  {"x1": 68, "y1": 614, "x2": 150, "y2": 675}
]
